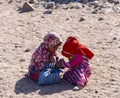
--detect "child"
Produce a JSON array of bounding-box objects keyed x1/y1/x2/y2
[
  {"x1": 27, "y1": 32, "x2": 62, "y2": 82},
  {"x1": 56, "y1": 36, "x2": 94, "y2": 90}
]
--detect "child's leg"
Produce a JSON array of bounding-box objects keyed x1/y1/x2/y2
[
  {"x1": 85, "y1": 65, "x2": 92, "y2": 78},
  {"x1": 28, "y1": 66, "x2": 39, "y2": 81},
  {"x1": 63, "y1": 69, "x2": 76, "y2": 85},
  {"x1": 75, "y1": 69, "x2": 88, "y2": 86},
  {"x1": 72, "y1": 71, "x2": 87, "y2": 91}
]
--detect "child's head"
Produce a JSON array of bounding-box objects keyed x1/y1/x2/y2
[
  {"x1": 44, "y1": 32, "x2": 62, "y2": 52},
  {"x1": 62, "y1": 36, "x2": 94, "y2": 60}
]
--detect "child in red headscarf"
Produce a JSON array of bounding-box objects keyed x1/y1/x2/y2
[{"x1": 56, "y1": 36, "x2": 94, "y2": 90}]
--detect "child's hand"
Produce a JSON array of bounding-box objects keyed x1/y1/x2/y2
[{"x1": 55, "y1": 58, "x2": 65, "y2": 69}]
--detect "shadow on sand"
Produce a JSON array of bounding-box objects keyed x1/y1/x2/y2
[{"x1": 14, "y1": 76, "x2": 74, "y2": 95}]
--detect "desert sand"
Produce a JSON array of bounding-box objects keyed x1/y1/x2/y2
[{"x1": 0, "y1": 0, "x2": 120, "y2": 98}]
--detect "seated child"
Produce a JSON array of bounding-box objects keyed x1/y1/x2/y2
[
  {"x1": 56, "y1": 36, "x2": 94, "y2": 90},
  {"x1": 27, "y1": 31, "x2": 62, "y2": 84}
]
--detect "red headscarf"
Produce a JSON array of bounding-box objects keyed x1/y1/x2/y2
[{"x1": 62, "y1": 36, "x2": 94, "y2": 60}]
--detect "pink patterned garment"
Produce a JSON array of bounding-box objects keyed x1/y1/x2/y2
[{"x1": 62, "y1": 54, "x2": 92, "y2": 86}]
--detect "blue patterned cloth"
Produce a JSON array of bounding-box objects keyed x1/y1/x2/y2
[{"x1": 38, "y1": 63, "x2": 61, "y2": 85}]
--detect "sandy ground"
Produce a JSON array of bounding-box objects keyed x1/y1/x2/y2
[{"x1": 0, "y1": 0, "x2": 120, "y2": 98}]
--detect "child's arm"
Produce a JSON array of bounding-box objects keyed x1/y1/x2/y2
[{"x1": 62, "y1": 54, "x2": 83, "y2": 68}]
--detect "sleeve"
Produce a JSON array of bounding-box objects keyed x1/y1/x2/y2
[
  {"x1": 30, "y1": 45, "x2": 41, "y2": 66},
  {"x1": 62, "y1": 54, "x2": 83, "y2": 68}
]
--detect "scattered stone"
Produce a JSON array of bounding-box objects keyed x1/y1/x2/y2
[
  {"x1": 19, "y1": 59, "x2": 25, "y2": 62},
  {"x1": 24, "y1": 48, "x2": 31, "y2": 52},
  {"x1": 45, "y1": 2, "x2": 55, "y2": 9},
  {"x1": 79, "y1": 17, "x2": 85, "y2": 22},
  {"x1": 69, "y1": 3, "x2": 83, "y2": 9},
  {"x1": 109, "y1": 79, "x2": 116, "y2": 82},
  {"x1": 102, "y1": 47, "x2": 105, "y2": 49},
  {"x1": 113, "y1": 37, "x2": 117, "y2": 40},
  {"x1": 61, "y1": 4, "x2": 69, "y2": 10},
  {"x1": 8, "y1": 0, "x2": 12, "y2": 3},
  {"x1": 98, "y1": 17, "x2": 104, "y2": 21},
  {"x1": 114, "y1": 1, "x2": 120, "y2": 5},
  {"x1": 33, "y1": 1, "x2": 46, "y2": 8},
  {"x1": 41, "y1": 16, "x2": 45, "y2": 18},
  {"x1": 43, "y1": 10, "x2": 52, "y2": 14},
  {"x1": 66, "y1": 18, "x2": 69, "y2": 21},
  {"x1": 89, "y1": 0, "x2": 99, "y2": 8},
  {"x1": 108, "y1": 0, "x2": 119, "y2": 3},
  {"x1": 0, "y1": 77, "x2": 3, "y2": 80},
  {"x1": 15, "y1": 45, "x2": 23, "y2": 48},
  {"x1": 22, "y1": 2, "x2": 34, "y2": 12},
  {"x1": 96, "y1": 41, "x2": 102, "y2": 44},
  {"x1": 113, "y1": 5, "x2": 120, "y2": 13},
  {"x1": 110, "y1": 66, "x2": 116, "y2": 69},
  {"x1": 29, "y1": 0, "x2": 35, "y2": 4},
  {"x1": 91, "y1": 9, "x2": 98, "y2": 14},
  {"x1": 114, "y1": 90, "x2": 119, "y2": 93},
  {"x1": 16, "y1": 0, "x2": 22, "y2": 3},
  {"x1": 95, "y1": 90, "x2": 98, "y2": 93}
]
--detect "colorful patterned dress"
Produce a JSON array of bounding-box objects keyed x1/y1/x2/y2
[
  {"x1": 27, "y1": 32, "x2": 62, "y2": 81},
  {"x1": 27, "y1": 43, "x2": 56, "y2": 81}
]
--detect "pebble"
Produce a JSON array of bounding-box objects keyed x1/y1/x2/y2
[
  {"x1": 98, "y1": 17, "x2": 104, "y2": 21},
  {"x1": 19, "y1": 59, "x2": 25, "y2": 62},
  {"x1": 22, "y1": 2, "x2": 34, "y2": 12},
  {"x1": 43, "y1": 10, "x2": 52, "y2": 14},
  {"x1": 24, "y1": 48, "x2": 31, "y2": 52},
  {"x1": 79, "y1": 17, "x2": 85, "y2": 22}
]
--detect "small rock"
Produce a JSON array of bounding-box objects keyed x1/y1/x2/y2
[
  {"x1": 16, "y1": 0, "x2": 22, "y2": 3},
  {"x1": 8, "y1": 0, "x2": 12, "y2": 3},
  {"x1": 110, "y1": 66, "x2": 116, "y2": 69},
  {"x1": 69, "y1": 3, "x2": 83, "y2": 9},
  {"x1": 92, "y1": 9, "x2": 98, "y2": 14},
  {"x1": 102, "y1": 47, "x2": 105, "y2": 49},
  {"x1": 43, "y1": 10, "x2": 52, "y2": 14},
  {"x1": 113, "y1": 37, "x2": 117, "y2": 40},
  {"x1": 109, "y1": 79, "x2": 116, "y2": 82},
  {"x1": 29, "y1": 0, "x2": 35, "y2": 4},
  {"x1": 15, "y1": 45, "x2": 23, "y2": 48},
  {"x1": 114, "y1": 1, "x2": 120, "y2": 5},
  {"x1": 22, "y1": 2, "x2": 34, "y2": 12},
  {"x1": 41, "y1": 16, "x2": 45, "y2": 18},
  {"x1": 45, "y1": 2, "x2": 55, "y2": 9},
  {"x1": 0, "y1": 77, "x2": 3, "y2": 80},
  {"x1": 89, "y1": 1, "x2": 99, "y2": 8},
  {"x1": 24, "y1": 48, "x2": 31, "y2": 52},
  {"x1": 95, "y1": 90, "x2": 98, "y2": 93},
  {"x1": 98, "y1": 17, "x2": 104, "y2": 21},
  {"x1": 79, "y1": 17, "x2": 85, "y2": 22},
  {"x1": 19, "y1": 59, "x2": 25, "y2": 62},
  {"x1": 61, "y1": 4, "x2": 69, "y2": 10},
  {"x1": 66, "y1": 18, "x2": 69, "y2": 21}
]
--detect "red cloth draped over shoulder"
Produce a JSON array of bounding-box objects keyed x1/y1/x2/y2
[{"x1": 62, "y1": 36, "x2": 94, "y2": 60}]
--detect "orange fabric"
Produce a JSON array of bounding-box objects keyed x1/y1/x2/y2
[{"x1": 62, "y1": 36, "x2": 94, "y2": 60}]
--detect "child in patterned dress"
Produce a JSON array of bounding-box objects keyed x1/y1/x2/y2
[
  {"x1": 27, "y1": 32, "x2": 62, "y2": 82},
  {"x1": 56, "y1": 36, "x2": 94, "y2": 90}
]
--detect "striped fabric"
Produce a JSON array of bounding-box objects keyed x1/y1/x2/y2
[
  {"x1": 63, "y1": 55, "x2": 92, "y2": 86},
  {"x1": 38, "y1": 64, "x2": 61, "y2": 85},
  {"x1": 38, "y1": 69, "x2": 60, "y2": 85}
]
